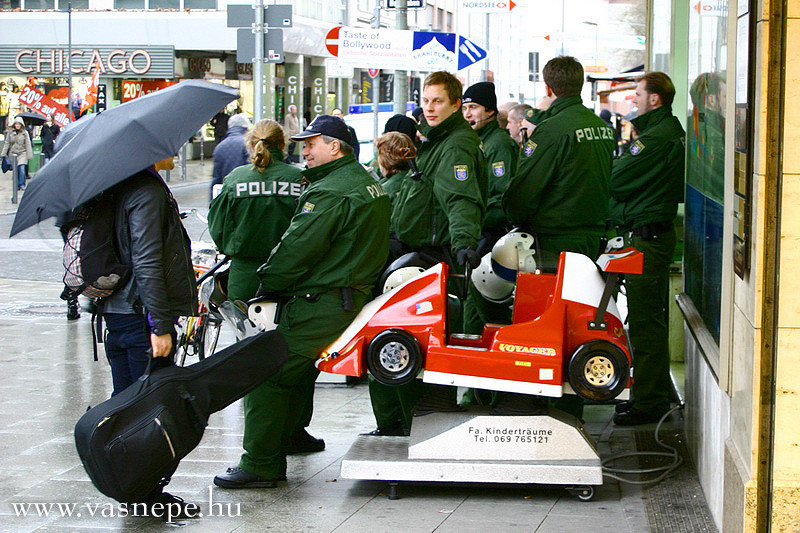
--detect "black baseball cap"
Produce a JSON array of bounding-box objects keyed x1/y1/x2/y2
[{"x1": 290, "y1": 115, "x2": 352, "y2": 144}]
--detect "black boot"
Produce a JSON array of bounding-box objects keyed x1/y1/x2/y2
[
  {"x1": 66, "y1": 297, "x2": 80, "y2": 320},
  {"x1": 286, "y1": 429, "x2": 325, "y2": 454},
  {"x1": 489, "y1": 393, "x2": 548, "y2": 416},
  {"x1": 412, "y1": 385, "x2": 464, "y2": 417}
]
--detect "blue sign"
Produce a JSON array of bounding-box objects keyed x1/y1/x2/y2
[
  {"x1": 457, "y1": 36, "x2": 487, "y2": 70},
  {"x1": 407, "y1": 31, "x2": 487, "y2": 71}
]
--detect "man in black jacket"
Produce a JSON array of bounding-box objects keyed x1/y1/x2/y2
[{"x1": 99, "y1": 168, "x2": 199, "y2": 520}]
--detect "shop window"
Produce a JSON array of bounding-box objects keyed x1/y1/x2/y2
[
  {"x1": 58, "y1": 0, "x2": 89, "y2": 7},
  {"x1": 24, "y1": 0, "x2": 55, "y2": 8},
  {"x1": 149, "y1": 0, "x2": 178, "y2": 7},
  {"x1": 184, "y1": 0, "x2": 215, "y2": 8},
  {"x1": 115, "y1": 0, "x2": 144, "y2": 7},
  {"x1": 0, "y1": 0, "x2": 22, "y2": 7},
  {"x1": 684, "y1": 2, "x2": 728, "y2": 343}
]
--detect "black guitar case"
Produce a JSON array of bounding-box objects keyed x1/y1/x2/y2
[{"x1": 74, "y1": 330, "x2": 288, "y2": 503}]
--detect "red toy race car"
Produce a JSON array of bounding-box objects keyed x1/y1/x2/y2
[{"x1": 316, "y1": 248, "x2": 643, "y2": 402}]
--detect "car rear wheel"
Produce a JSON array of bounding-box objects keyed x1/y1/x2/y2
[
  {"x1": 567, "y1": 340, "x2": 629, "y2": 401},
  {"x1": 367, "y1": 329, "x2": 424, "y2": 386}
]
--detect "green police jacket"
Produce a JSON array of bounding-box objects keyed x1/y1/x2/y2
[
  {"x1": 257, "y1": 154, "x2": 391, "y2": 296},
  {"x1": 503, "y1": 95, "x2": 615, "y2": 236},
  {"x1": 609, "y1": 106, "x2": 686, "y2": 229},
  {"x1": 380, "y1": 169, "x2": 406, "y2": 204},
  {"x1": 478, "y1": 119, "x2": 518, "y2": 233},
  {"x1": 208, "y1": 149, "x2": 303, "y2": 260},
  {"x1": 391, "y1": 111, "x2": 486, "y2": 253}
]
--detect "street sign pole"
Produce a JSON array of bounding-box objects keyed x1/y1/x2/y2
[
  {"x1": 371, "y1": 2, "x2": 381, "y2": 145},
  {"x1": 394, "y1": 0, "x2": 408, "y2": 115},
  {"x1": 253, "y1": 0, "x2": 264, "y2": 122}
]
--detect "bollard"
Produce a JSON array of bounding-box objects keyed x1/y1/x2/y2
[
  {"x1": 11, "y1": 153, "x2": 18, "y2": 204},
  {"x1": 180, "y1": 142, "x2": 188, "y2": 181}
]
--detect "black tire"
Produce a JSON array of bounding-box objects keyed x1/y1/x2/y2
[
  {"x1": 367, "y1": 329, "x2": 424, "y2": 386},
  {"x1": 567, "y1": 340, "x2": 630, "y2": 402}
]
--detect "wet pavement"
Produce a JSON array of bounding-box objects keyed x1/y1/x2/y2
[{"x1": 0, "y1": 160, "x2": 717, "y2": 532}]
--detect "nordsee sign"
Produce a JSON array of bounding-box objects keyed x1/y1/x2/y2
[{"x1": 327, "y1": 26, "x2": 486, "y2": 71}]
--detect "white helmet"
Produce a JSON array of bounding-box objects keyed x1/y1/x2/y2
[
  {"x1": 491, "y1": 230, "x2": 537, "y2": 282},
  {"x1": 382, "y1": 266, "x2": 426, "y2": 293},
  {"x1": 248, "y1": 300, "x2": 280, "y2": 332},
  {"x1": 472, "y1": 253, "x2": 515, "y2": 303}
]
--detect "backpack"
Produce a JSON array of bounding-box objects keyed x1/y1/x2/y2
[{"x1": 62, "y1": 192, "x2": 131, "y2": 300}]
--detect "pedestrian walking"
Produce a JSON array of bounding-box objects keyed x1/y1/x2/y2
[
  {"x1": 609, "y1": 72, "x2": 685, "y2": 426},
  {"x1": 213, "y1": 115, "x2": 390, "y2": 489},
  {"x1": 210, "y1": 108, "x2": 229, "y2": 146},
  {"x1": 210, "y1": 113, "x2": 250, "y2": 198},
  {"x1": 1, "y1": 116, "x2": 33, "y2": 190},
  {"x1": 283, "y1": 104, "x2": 302, "y2": 163},
  {"x1": 40, "y1": 114, "x2": 60, "y2": 165}
]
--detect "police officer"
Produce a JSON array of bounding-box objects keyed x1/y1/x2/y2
[
  {"x1": 503, "y1": 56, "x2": 615, "y2": 419},
  {"x1": 506, "y1": 103, "x2": 533, "y2": 145},
  {"x1": 460, "y1": 82, "x2": 518, "y2": 361},
  {"x1": 391, "y1": 70, "x2": 486, "y2": 267},
  {"x1": 214, "y1": 116, "x2": 390, "y2": 488},
  {"x1": 365, "y1": 71, "x2": 486, "y2": 433},
  {"x1": 462, "y1": 81, "x2": 518, "y2": 250},
  {"x1": 208, "y1": 119, "x2": 303, "y2": 302},
  {"x1": 377, "y1": 114, "x2": 419, "y2": 204},
  {"x1": 207, "y1": 120, "x2": 324, "y2": 454},
  {"x1": 609, "y1": 72, "x2": 685, "y2": 426}
]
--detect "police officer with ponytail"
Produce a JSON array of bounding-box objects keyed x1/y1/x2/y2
[{"x1": 208, "y1": 119, "x2": 303, "y2": 302}]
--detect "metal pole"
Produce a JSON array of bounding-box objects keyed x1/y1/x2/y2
[
  {"x1": 394, "y1": 0, "x2": 408, "y2": 115},
  {"x1": 253, "y1": 0, "x2": 264, "y2": 122},
  {"x1": 67, "y1": 2, "x2": 73, "y2": 122},
  {"x1": 372, "y1": 0, "x2": 380, "y2": 144},
  {"x1": 484, "y1": 13, "x2": 490, "y2": 81},
  {"x1": 11, "y1": 154, "x2": 18, "y2": 204}
]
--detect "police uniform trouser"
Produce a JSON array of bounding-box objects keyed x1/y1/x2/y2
[
  {"x1": 538, "y1": 232, "x2": 603, "y2": 421},
  {"x1": 625, "y1": 226, "x2": 675, "y2": 415},
  {"x1": 368, "y1": 375, "x2": 425, "y2": 432},
  {"x1": 227, "y1": 257, "x2": 316, "y2": 437},
  {"x1": 239, "y1": 291, "x2": 366, "y2": 478}
]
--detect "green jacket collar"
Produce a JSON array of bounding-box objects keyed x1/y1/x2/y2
[
  {"x1": 301, "y1": 153, "x2": 357, "y2": 183},
  {"x1": 477, "y1": 118, "x2": 501, "y2": 141},
  {"x1": 268, "y1": 147, "x2": 283, "y2": 161},
  {"x1": 631, "y1": 105, "x2": 672, "y2": 134},
  {"x1": 544, "y1": 95, "x2": 584, "y2": 119},
  {"x1": 418, "y1": 110, "x2": 468, "y2": 141}
]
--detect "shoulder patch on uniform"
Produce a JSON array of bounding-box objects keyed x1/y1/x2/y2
[
  {"x1": 301, "y1": 202, "x2": 315, "y2": 213},
  {"x1": 523, "y1": 140, "x2": 538, "y2": 157},
  {"x1": 492, "y1": 161, "x2": 505, "y2": 177},
  {"x1": 454, "y1": 165, "x2": 469, "y2": 181},
  {"x1": 630, "y1": 139, "x2": 645, "y2": 155}
]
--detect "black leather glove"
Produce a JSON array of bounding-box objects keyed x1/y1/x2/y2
[
  {"x1": 456, "y1": 247, "x2": 481, "y2": 269},
  {"x1": 253, "y1": 284, "x2": 281, "y2": 302}
]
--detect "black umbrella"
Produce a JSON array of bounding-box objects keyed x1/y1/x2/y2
[
  {"x1": 10, "y1": 80, "x2": 239, "y2": 237},
  {"x1": 16, "y1": 111, "x2": 47, "y2": 126}
]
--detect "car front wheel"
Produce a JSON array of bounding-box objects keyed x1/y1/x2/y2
[{"x1": 367, "y1": 329, "x2": 424, "y2": 386}]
